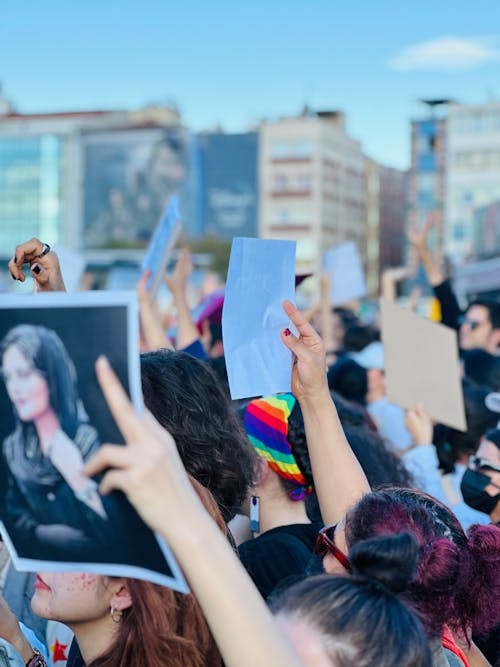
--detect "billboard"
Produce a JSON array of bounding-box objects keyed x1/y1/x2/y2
[
  {"x1": 197, "y1": 133, "x2": 258, "y2": 239},
  {"x1": 82, "y1": 127, "x2": 193, "y2": 248}
]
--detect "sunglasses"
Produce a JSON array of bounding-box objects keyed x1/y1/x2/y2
[
  {"x1": 470, "y1": 455, "x2": 500, "y2": 474},
  {"x1": 459, "y1": 316, "x2": 484, "y2": 331},
  {"x1": 314, "y1": 524, "x2": 351, "y2": 571}
]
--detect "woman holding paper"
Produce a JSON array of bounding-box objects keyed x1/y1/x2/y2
[{"x1": 0, "y1": 324, "x2": 107, "y2": 559}]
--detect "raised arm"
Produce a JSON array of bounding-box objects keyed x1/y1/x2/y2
[
  {"x1": 9, "y1": 238, "x2": 65, "y2": 292},
  {"x1": 381, "y1": 266, "x2": 411, "y2": 302},
  {"x1": 136, "y1": 271, "x2": 174, "y2": 351},
  {"x1": 85, "y1": 358, "x2": 304, "y2": 667},
  {"x1": 407, "y1": 219, "x2": 462, "y2": 329},
  {"x1": 407, "y1": 218, "x2": 444, "y2": 288},
  {"x1": 280, "y1": 300, "x2": 370, "y2": 524},
  {"x1": 165, "y1": 248, "x2": 201, "y2": 350}
]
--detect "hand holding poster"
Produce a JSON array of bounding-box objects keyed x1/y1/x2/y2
[
  {"x1": 0, "y1": 291, "x2": 187, "y2": 591},
  {"x1": 222, "y1": 237, "x2": 296, "y2": 400},
  {"x1": 142, "y1": 195, "x2": 182, "y2": 299},
  {"x1": 324, "y1": 241, "x2": 367, "y2": 306},
  {"x1": 380, "y1": 299, "x2": 466, "y2": 431}
]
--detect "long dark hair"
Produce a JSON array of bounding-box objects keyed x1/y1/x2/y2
[{"x1": 1, "y1": 324, "x2": 81, "y2": 439}]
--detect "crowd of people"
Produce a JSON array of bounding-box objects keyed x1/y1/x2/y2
[{"x1": 0, "y1": 234, "x2": 498, "y2": 667}]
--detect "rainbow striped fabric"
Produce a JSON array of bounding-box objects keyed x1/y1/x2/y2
[{"x1": 243, "y1": 393, "x2": 308, "y2": 488}]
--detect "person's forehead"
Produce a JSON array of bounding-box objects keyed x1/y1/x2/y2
[
  {"x1": 466, "y1": 305, "x2": 491, "y2": 324},
  {"x1": 477, "y1": 439, "x2": 500, "y2": 462}
]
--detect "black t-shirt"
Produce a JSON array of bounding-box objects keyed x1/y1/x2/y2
[
  {"x1": 238, "y1": 522, "x2": 322, "y2": 600},
  {"x1": 66, "y1": 640, "x2": 84, "y2": 667}
]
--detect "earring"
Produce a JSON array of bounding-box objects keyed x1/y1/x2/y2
[
  {"x1": 110, "y1": 606, "x2": 122, "y2": 623},
  {"x1": 250, "y1": 495, "x2": 260, "y2": 534}
]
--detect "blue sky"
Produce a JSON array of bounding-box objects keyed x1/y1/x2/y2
[{"x1": 1, "y1": 0, "x2": 500, "y2": 169}]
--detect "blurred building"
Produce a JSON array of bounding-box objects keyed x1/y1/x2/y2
[
  {"x1": 365, "y1": 159, "x2": 407, "y2": 294},
  {"x1": 0, "y1": 91, "x2": 184, "y2": 259},
  {"x1": 446, "y1": 101, "x2": 500, "y2": 262},
  {"x1": 473, "y1": 199, "x2": 500, "y2": 259},
  {"x1": 407, "y1": 101, "x2": 448, "y2": 270},
  {"x1": 195, "y1": 131, "x2": 258, "y2": 239},
  {"x1": 259, "y1": 109, "x2": 366, "y2": 273}
]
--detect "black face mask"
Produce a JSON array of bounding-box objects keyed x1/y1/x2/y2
[{"x1": 461, "y1": 468, "x2": 500, "y2": 516}]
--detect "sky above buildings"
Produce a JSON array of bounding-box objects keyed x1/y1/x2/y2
[{"x1": 1, "y1": 0, "x2": 500, "y2": 169}]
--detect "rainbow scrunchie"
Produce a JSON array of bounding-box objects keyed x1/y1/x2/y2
[{"x1": 244, "y1": 393, "x2": 312, "y2": 500}]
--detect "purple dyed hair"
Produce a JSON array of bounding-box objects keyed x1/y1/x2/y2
[{"x1": 343, "y1": 487, "x2": 500, "y2": 639}]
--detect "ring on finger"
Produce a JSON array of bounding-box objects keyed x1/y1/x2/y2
[{"x1": 39, "y1": 243, "x2": 51, "y2": 257}]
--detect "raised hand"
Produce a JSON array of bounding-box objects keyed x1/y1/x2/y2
[
  {"x1": 8, "y1": 238, "x2": 65, "y2": 292},
  {"x1": 407, "y1": 214, "x2": 436, "y2": 251},
  {"x1": 405, "y1": 404, "x2": 433, "y2": 446},
  {"x1": 280, "y1": 299, "x2": 327, "y2": 403},
  {"x1": 165, "y1": 248, "x2": 193, "y2": 295}
]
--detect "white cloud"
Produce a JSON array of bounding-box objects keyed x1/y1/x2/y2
[{"x1": 389, "y1": 36, "x2": 500, "y2": 71}]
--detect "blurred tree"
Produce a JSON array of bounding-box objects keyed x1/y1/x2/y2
[{"x1": 186, "y1": 235, "x2": 232, "y2": 280}]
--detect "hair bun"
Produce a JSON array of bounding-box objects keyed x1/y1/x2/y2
[{"x1": 349, "y1": 533, "x2": 419, "y2": 594}]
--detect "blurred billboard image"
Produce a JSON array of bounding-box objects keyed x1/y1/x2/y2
[{"x1": 82, "y1": 127, "x2": 193, "y2": 248}]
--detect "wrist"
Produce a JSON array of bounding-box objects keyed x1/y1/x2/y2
[{"x1": 8, "y1": 629, "x2": 33, "y2": 663}]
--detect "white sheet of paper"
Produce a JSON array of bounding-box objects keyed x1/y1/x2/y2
[
  {"x1": 222, "y1": 237, "x2": 296, "y2": 400},
  {"x1": 52, "y1": 245, "x2": 86, "y2": 293},
  {"x1": 380, "y1": 299, "x2": 466, "y2": 431},
  {"x1": 324, "y1": 241, "x2": 367, "y2": 305}
]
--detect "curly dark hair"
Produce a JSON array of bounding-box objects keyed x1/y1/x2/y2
[{"x1": 141, "y1": 350, "x2": 259, "y2": 522}]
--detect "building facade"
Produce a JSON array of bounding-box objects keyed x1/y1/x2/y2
[
  {"x1": 365, "y1": 160, "x2": 408, "y2": 294},
  {"x1": 446, "y1": 101, "x2": 500, "y2": 262},
  {"x1": 407, "y1": 113, "x2": 447, "y2": 270},
  {"x1": 0, "y1": 100, "x2": 183, "y2": 259},
  {"x1": 259, "y1": 110, "x2": 366, "y2": 274}
]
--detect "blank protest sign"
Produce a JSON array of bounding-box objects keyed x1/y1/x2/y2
[
  {"x1": 324, "y1": 241, "x2": 367, "y2": 306},
  {"x1": 222, "y1": 237, "x2": 296, "y2": 400},
  {"x1": 380, "y1": 299, "x2": 466, "y2": 431}
]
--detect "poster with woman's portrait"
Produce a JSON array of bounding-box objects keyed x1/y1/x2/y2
[
  {"x1": 0, "y1": 291, "x2": 187, "y2": 593},
  {"x1": 82, "y1": 127, "x2": 193, "y2": 249}
]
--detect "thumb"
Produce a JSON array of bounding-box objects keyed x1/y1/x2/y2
[
  {"x1": 31, "y1": 262, "x2": 50, "y2": 287},
  {"x1": 281, "y1": 327, "x2": 301, "y2": 354}
]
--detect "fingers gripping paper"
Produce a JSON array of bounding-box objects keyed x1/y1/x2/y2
[
  {"x1": 222, "y1": 238, "x2": 296, "y2": 400},
  {"x1": 380, "y1": 299, "x2": 466, "y2": 431}
]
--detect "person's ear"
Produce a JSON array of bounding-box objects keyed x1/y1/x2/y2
[
  {"x1": 254, "y1": 456, "x2": 270, "y2": 487},
  {"x1": 490, "y1": 328, "x2": 500, "y2": 351},
  {"x1": 109, "y1": 581, "x2": 133, "y2": 613}
]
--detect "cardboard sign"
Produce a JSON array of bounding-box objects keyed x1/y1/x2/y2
[
  {"x1": 222, "y1": 238, "x2": 296, "y2": 400},
  {"x1": 0, "y1": 291, "x2": 187, "y2": 592},
  {"x1": 324, "y1": 241, "x2": 367, "y2": 305},
  {"x1": 380, "y1": 299, "x2": 466, "y2": 431},
  {"x1": 142, "y1": 195, "x2": 182, "y2": 299}
]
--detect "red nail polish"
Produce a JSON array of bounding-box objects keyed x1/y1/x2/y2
[{"x1": 284, "y1": 328, "x2": 291, "y2": 337}]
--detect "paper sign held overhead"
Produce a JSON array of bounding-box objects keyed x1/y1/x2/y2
[
  {"x1": 380, "y1": 299, "x2": 466, "y2": 431},
  {"x1": 324, "y1": 241, "x2": 367, "y2": 306},
  {"x1": 142, "y1": 195, "x2": 182, "y2": 300},
  {"x1": 222, "y1": 237, "x2": 296, "y2": 400}
]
